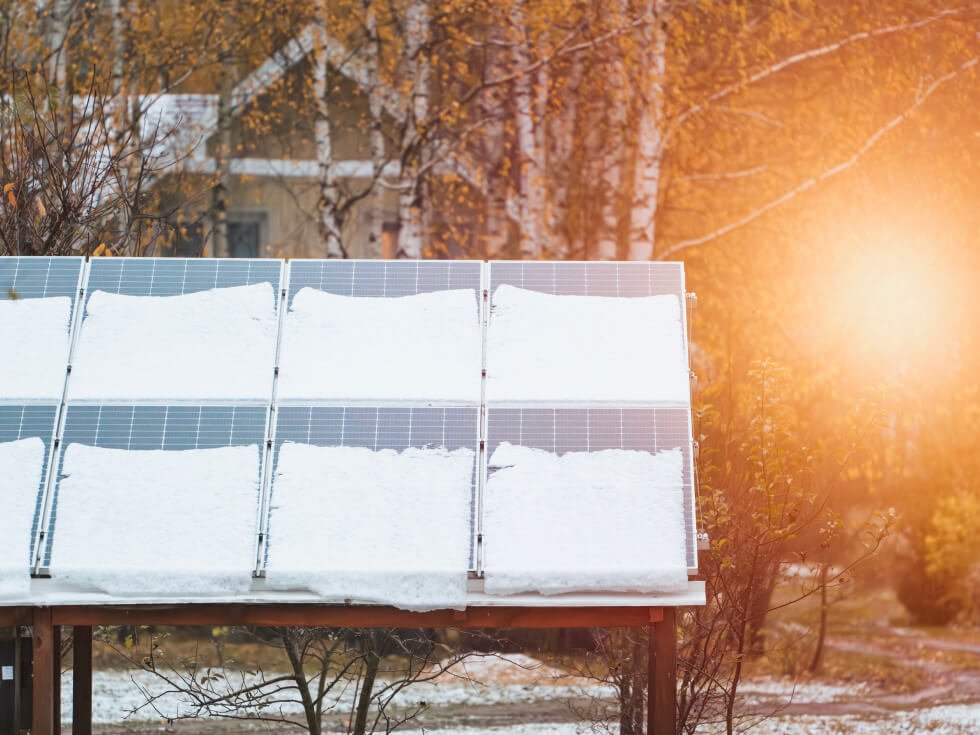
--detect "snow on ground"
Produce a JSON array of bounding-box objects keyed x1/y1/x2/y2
[
  {"x1": 278, "y1": 287, "x2": 482, "y2": 403},
  {"x1": 57, "y1": 654, "x2": 611, "y2": 724},
  {"x1": 0, "y1": 437, "x2": 45, "y2": 597},
  {"x1": 483, "y1": 444, "x2": 688, "y2": 595},
  {"x1": 0, "y1": 296, "x2": 72, "y2": 400},
  {"x1": 486, "y1": 285, "x2": 688, "y2": 404},
  {"x1": 70, "y1": 283, "x2": 277, "y2": 401},
  {"x1": 265, "y1": 442, "x2": 475, "y2": 610},
  {"x1": 737, "y1": 676, "x2": 872, "y2": 705},
  {"x1": 57, "y1": 662, "x2": 980, "y2": 734},
  {"x1": 49, "y1": 444, "x2": 260, "y2": 596}
]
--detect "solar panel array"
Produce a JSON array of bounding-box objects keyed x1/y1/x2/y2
[{"x1": 0, "y1": 256, "x2": 698, "y2": 602}]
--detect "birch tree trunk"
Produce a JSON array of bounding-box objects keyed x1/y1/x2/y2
[
  {"x1": 363, "y1": 0, "x2": 385, "y2": 257},
  {"x1": 628, "y1": 1, "x2": 667, "y2": 261},
  {"x1": 210, "y1": 44, "x2": 234, "y2": 258},
  {"x1": 395, "y1": 0, "x2": 429, "y2": 259},
  {"x1": 510, "y1": 0, "x2": 545, "y2": 258},
  {"x1": 596, "y1": 41, "x2": 628, "y2": 260},
  {"x1": 314, "y1": 2, "x2": 344, "y2": 258},
  {"x1": 548, "y1": 52, "x2": 585, "y2": 259},
  {"x1": 46, "y1": 0, "x2": 68, "y2": 90}
]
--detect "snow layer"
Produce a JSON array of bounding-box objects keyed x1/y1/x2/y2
[
  {"x1": 278, "y1": 287, "x2": 482, "y2": 403},
  {"x1": 266, "y1": 442, "x2": 475, "y2": 610},
  {"x1": 49, "y1": 444, "x2": 260, "y2": 597},
  {"x1": 70, "y1": 283, "x2": 277, "y2": 401},
  {"x1": 483, "y1": 443, "x2": 688, "y2": 595},
  {"x1": 0, "y1": 438, "x2": 45, "y2": 597},
  {"x1": 0, "y1": 296, "x2": 72, "y2": 400},
  {"x1": 486, "y1": 285, "x2": 688, "y2": 404}
]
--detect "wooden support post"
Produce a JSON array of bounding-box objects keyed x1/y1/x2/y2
[
  {"x1": 32, "y1": 608, "x2": 54, "y2": 735},
  {"x1": 72, "y1": 627, "x2": 92, "y2": 735},
  {"x1": 52, "y1": 626, "x2": 61, "y2": 735},
  {"x1": 648, "y1": 607, "x2": 676, "y2": 735}
]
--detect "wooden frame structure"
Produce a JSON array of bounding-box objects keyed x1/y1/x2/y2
[{"x1": 1, "y1": 603, "x2": 679, "y2": 735}]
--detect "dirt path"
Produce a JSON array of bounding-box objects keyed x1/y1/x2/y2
[{"x1": 741, "y1": 627, "x2": 980, "y2": 719}]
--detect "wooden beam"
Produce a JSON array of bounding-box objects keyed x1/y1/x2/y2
[
  {"x1": 0, "y1": 608, "x2": 30, "y2": 627},
  {"x1": 52, "y1": 626, "x2": 61, "y2": 735},
  {"x1": 50, "y1": 604, "x2": 662, "y2": 629},
  {"x1": 648, "y1": 607, "x2": 677, "y2": 735},
  {"x1": 71, "y1": 627, "x2": 92, "y2": 735},
  {"x1": 31, "y1": 607, "x2": 54, "y2": 735}
]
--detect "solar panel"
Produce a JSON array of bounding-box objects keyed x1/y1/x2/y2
[
  {"x1": 489, "y1": 260, "x2": 684, "y2": 298},
  {"x1": 85, "y1": 257, "x2": 282, "y2": 301},
  {"x1": 268, "y1": 406, "x2": 480, "y2": 568},
  {"x1": 278, "y1": 260, "x2": 483, "y2": 404},
  {"x1": 287, "y1": 259, "x2": 482, "y2": 305},
  {"x1": 0, "y1": 404, "x2": 58, "y2": 568},
  {"x1": 0, "y1": 256, "x2": 84, "y2": 304},
  {"x1": 0, "y1": 257, "x2": 83, "y2": 401},
  {"x1": 70, "y1": 259, "x2": 282, "y2": 402},
  {"x1": 40, "y1": 404, "x2": 267, "y2": 568},
  {"x1": 486, "y1": 407, "x2": 697, "y2": 569}
]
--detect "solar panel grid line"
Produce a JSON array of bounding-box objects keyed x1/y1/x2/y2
[
  {"x1": 474, "y1": 262, "x2": 491, "y2": 575},
  {"x1": 84, "y1": 257, "x2": 283, "y2": 303},
  {"x1": 37, "y1": 404, "x2": 269, "y2": 572},
  {"x1": 253, "y1": 263, "x2": 290, "y2": 576},
  {"x1": 0, "y1": 256, "x2": 84, "y2": 302},
  {"x1": 487, "y1": 260, "x2": 684, "y2": 298},
  {"x1": 285, "y1": 258, "x2": 483, "y2": 305}
]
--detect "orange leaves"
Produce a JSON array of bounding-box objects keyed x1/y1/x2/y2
[{"x1": 3, "y1": 182, "x2": 15, "y2": 208}]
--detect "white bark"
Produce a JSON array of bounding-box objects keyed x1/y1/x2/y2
[
  {"x1": 396, "y1": 0, "x2": 429, "y2": 259},
  {"x1": 314, "y1": 3, "x2": 344, "y2": 258},
  {"x1": 548, "y1": 52, "x2": 584, "y2": 258},
  {"x1": 46, "y1": 0, "x2": 68, "y2": 89},
  {"x1": 510, "y1": 1, "x2": 545, "y2": 258},
  {"x1": 629, "y1": 2, "x2": 667, "y2": 261},
  {"x1": 210, "y1": 46, "x2": 234, "y2": 258},
  {"x1": 597, "y1": 42, "x2": 628, "y2": 260},
  {"x1": 363, "y1": 1, "x2": 385, "y2": 257}
]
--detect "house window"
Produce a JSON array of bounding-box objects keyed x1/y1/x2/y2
[{"x1": 228, "y1": 219, "x2": 262, "y2": 258}]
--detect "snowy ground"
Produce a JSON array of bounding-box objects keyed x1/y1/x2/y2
[{"x1": 60, "y1": 648, "x2": 980, "y2": 734}]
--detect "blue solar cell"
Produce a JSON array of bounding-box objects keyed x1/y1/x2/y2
[
  {"x1": 85, "y1": 257, "x2": 282, "y2": 302},
  {"x1": 0, "y1": 404, "x2": 58, "y2": 567},
  {"x1": 489, "y1": 261, "x2": 684, "y2": 297},
  {"x1": 271, "y1": 406, "x2": 480, "y2": 568},
  {"x1": 286, "y1": 260, "x2": 482, "y2": 305},
  {"x1": 0, "y1": 256, "x2": 83, "y2": 307},
  {"x1": 43, "y1": 404, "x2": 267, "y2": 566},
  {"x1": 486, "y1": 407, "x2": 697, "y2": 568}
]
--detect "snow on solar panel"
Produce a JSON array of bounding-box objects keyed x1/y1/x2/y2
[
  {"x1": 70, "y1": 258, "x2": 280, "y2": 401},
  {"x1": 264, "y1": 407, "x2": 478, "y2": 610},
  {"x1": 483, "y1": 408, "x2": 697, "y2": 588},
  {"x1": 278, "y1": 261, "x2": 482, "y2": 403},
  {"x1": 483, "y1": 444, "x2": 688, "y2": 595},
  {"x1": 0, "y1": 257, "x2": 82, "y2": 400},
  {"x1": 486, "y1": 277, "x2": 689, "y2": 405},
  {"x1": 0, "y1": 405, "x2": 57, "y2": 597},
  {"x1": 43, "y1": 405, "x2": 266, "y2": 596}
]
